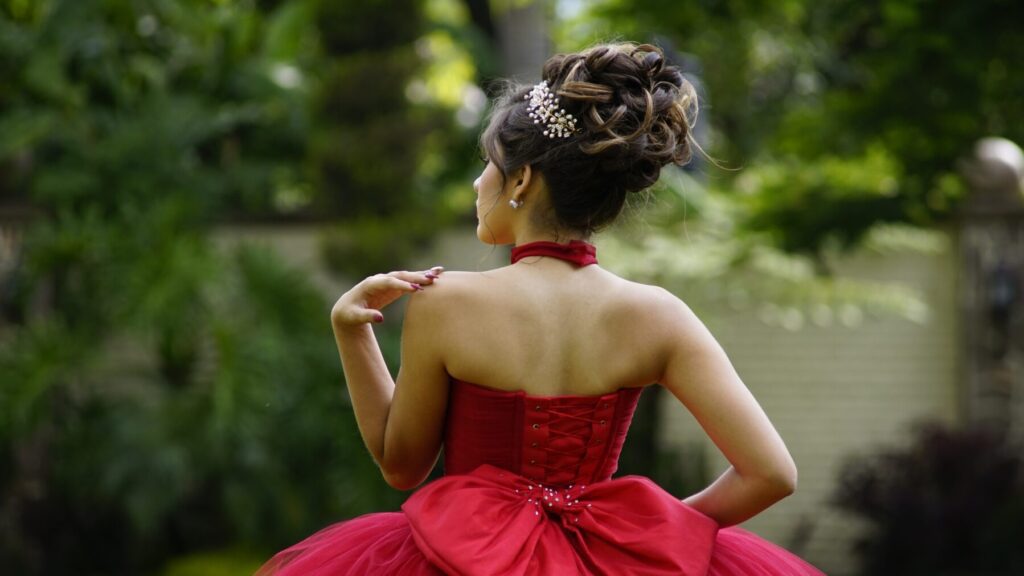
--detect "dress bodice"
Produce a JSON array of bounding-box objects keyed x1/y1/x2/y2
[{"x1": 443, "y1": 378, "x2": 644, "y2": 487}]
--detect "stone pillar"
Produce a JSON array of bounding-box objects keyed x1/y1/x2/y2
[{"x1": 956, "y1": 137, "x2": 1024, "y2": 439}]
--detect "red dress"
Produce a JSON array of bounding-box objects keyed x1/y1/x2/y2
[
  {"x1": 256, "y1": 242, "x2": 826, "y2": 575},
  {"x1": 256, "y1": 380, "x2": 825, "y2": 575}
]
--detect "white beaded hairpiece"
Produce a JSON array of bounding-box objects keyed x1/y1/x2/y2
[{"x1": 525, "y1": 80, "x2": 579, "y2": 139}]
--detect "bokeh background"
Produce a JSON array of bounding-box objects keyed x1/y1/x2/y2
[{"x1": 2, "y1": 0, "x2": 1023, "y2": 574}]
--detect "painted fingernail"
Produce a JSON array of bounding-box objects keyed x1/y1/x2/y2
[
  {"x1": 425, "y1": 272, "x2": 438, "y2": 279},
  {"x1": 373, "y1": 313, "x2": 384, "y2": 323},
  {"x1": 410, "y1": 283, "x2": 423, "y2": 290}
]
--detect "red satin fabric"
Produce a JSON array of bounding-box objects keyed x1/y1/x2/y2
[
  {"x1": 256, "y1": 380, "x2": 827, "y2": 575},
  {"x1": 403, "y1": 464, "x2": 717, "y2": 576},
  {"x1": 510, "y1": 240, "x2": 598, "y2": 266},
  {"x1": 443, "y1": 379, "x2": 641, "y2": 484}
]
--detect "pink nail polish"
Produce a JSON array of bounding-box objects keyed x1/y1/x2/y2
[
  {"x1": 410, "y1": 283, "x2": 423, "y2": 290},
  {"x1": 373, "y1": 313, "x2": 384, "y2": 323}
]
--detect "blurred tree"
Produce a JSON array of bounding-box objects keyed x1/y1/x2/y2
[
  {"x1": 309, "y1": 0, "x2": 428, "y2": 218},
  {"x1": 310, "y1": 0, "x2": 493, "y2": 277},
  {"x1": 572, "y1": 0, "x2": 1024, "y2": 259},
  {"x1": 0, "y1": 0, "x2": 418, "y2": 573}
]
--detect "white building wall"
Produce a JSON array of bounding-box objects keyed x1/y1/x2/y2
[{"x1": 658, "y1": 235, "x2": 960, "y2": 574}]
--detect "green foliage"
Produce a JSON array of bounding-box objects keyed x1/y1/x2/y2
[
  {"x1": 303, "y1": 0, "x2": 475, "y2": 268},
  {"x1": 159, "y1": 545, "x2": 264, "y2": 573},
  {"x1": 160, "y1": 548, "x2": 265, "y2": 576},
  {"x1": 0, "y1": 0, "x2": 428, "y2": 573},
  {"x1": 307, "y1": 0, "x2": 429, "y2": 222},
  {"x1": 737, "y1": 146, "x2": 907, "y2": 255},
  {"x1": 572, "y1": 0, "x2": 1022, "y2": 256},
  {"x1": 0, "y1": 0, "x2": 312, "y2": 220},
  {"x1": 1, "y1": 235, "x2": 406, "y2": 573},
  {"x1": 315, "y1": 0, "x2": 425, "y2": 54}
]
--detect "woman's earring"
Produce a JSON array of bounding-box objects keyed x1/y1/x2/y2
[{"x1": 509, "y1": 198, "x2": 522, "y2": 209}]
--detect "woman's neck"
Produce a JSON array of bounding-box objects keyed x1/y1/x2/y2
[{"x1": 510, "y1": 228, "x2": 588, "y2": 247}]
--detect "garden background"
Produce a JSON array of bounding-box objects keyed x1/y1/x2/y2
[{"x1": 1, "y1": 0, "x2": 1023, "y2": 574}]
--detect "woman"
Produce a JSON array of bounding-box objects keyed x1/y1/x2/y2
[{"x1": 257, "y1": 42, "x2": 826, "y2": 575}]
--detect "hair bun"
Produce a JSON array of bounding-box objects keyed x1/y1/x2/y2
[
  {"x1": 544, "y1": 42, "x2": 697, "y2": 193},
  {"x1": 477, "y1": 41, "x2": 701, "y2": 236}
]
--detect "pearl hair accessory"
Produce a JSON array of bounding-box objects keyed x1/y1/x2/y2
[{"x1": 525, "y1": 80, "x2": 579, "y2": 139}]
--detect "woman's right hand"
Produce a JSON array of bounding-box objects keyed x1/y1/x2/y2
[{"x1": 331, "y1": 266, "x2": 445, "y2": 327}]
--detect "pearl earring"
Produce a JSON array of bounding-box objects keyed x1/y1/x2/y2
[{"x1": 509, "y1": 198, "x2": 522, "y2": 209}]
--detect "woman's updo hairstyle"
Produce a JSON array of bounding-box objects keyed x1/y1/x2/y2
[{"x1": 479, "y1": 41, "x2": 698, "y2": 236}]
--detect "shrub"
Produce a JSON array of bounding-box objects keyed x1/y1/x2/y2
[{"x1": 834, "y1": 421, "x2": 1024, "y2": 575}]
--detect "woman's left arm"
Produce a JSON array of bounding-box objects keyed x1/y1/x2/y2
[{"x1": 330, "y1": 266, "x2": 450, "y2": 490}]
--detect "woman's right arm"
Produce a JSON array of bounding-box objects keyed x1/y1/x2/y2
[
  {"x1": 330, "y1": 266, "x2": 446, "y2": 489},
  {"x1": 650, "y1": 287, "x2": 797, "y2": 527}
]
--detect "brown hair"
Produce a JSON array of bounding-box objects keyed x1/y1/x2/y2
[{"x1": 479, "y1": 41, "x2": 698, "y2": 236}]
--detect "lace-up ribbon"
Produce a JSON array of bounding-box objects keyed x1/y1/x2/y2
[
  {"x1": 402, "y1": 464, "x2": 719, "y2": 576},
  {"x1": 521, "y1": 395, "x2": 616, "y2": 485}
]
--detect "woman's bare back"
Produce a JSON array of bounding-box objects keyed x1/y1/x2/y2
[{"x1": 428, "y1": 259, "x2": 668, "y2": 397}]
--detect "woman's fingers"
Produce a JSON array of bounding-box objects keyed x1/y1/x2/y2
[
  {"x1": 357, "y1": 308, "x2": 385, "y2": 324},
  {"x1": 381, "y1": 274, "x2": 422, "y2": 292},
  {"x1": 333, "y1": 267, "x2": 446, "y2": 327},
  {"x1": 387, "y1": 266, "x2": 445, "y2": 287},
  {"x1": 332, "y1": 301, "x2": 383, "y2": 326}
]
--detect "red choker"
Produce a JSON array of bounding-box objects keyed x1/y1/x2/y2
[{"x1": 510, "y1": 240, "x2": 598, "y2": 267}]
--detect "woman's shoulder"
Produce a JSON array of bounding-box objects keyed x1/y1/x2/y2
[
  {"x1": 411, "y1": 269, "x2": 501, "y2": 298},
  {"x1": 409, "y1": 267, "x2": 691, "y2": 324},
  {"x1": 579, "y1": 273, "x2": 706, "y2": 359},
  {"x1": 403, "y1": 269, "x2": 499, "y2": 315},
  {"x1": 588, "y1": 268, "x2": 685, "y2": 308}
]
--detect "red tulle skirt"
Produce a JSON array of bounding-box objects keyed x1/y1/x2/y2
[
  {"x1": 257, "y1": 512, "x2": 823, "y2": 575},
  {"x1": 256, "y1": 465, "x2": 825, "y2": 575}
]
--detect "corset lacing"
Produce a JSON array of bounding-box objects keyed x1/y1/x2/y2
[{"x1": 522, "y1": 396, "x2": 619, "y2": 487}]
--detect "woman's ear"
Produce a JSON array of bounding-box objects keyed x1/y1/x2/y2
[{"x1": 510, "y1": 164, "x2": 533, "y2": 199}]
